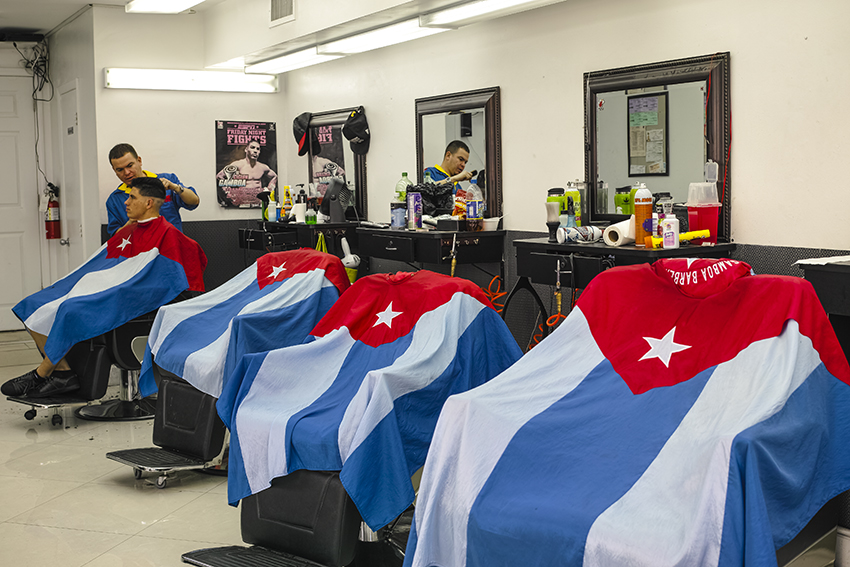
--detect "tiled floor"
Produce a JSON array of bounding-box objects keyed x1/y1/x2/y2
[{"x1": 0, "y1": 330, "x2": 242, "y2": 567}]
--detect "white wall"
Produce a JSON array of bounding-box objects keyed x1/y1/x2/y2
[
  {"x1": 91, "y1": 6, "x2": 283, "y2": 232},
  {"x1": 54, "y1": 0, "x2": 850, "y2": 253},
  {"x1": 269, "y1": 0, "x2": 850, "y2": 248}
]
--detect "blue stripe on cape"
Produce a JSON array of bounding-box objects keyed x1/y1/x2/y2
[
  {"x1": 13, "y1": 244, "x2": 189, "y2": 364},
  {"x1": 139, "y1": 265, "x2": 341, "y2": 398},
  {"x1": 224, "y1": 289, "x2": 522, "y2": 530},
  {"x1": 405, "y1": 311, "x2": 850, "y2": 567}
]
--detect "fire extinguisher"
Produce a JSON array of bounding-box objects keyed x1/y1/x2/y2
[{"x1": 45, "y1": 183, "x2": 61, "y2": 240}]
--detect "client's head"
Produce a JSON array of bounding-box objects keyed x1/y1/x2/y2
[{"x1": 125, "y1": 176, "x2": 165, "y2": 221}]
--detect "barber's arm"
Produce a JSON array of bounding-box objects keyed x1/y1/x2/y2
[
  {"x1": 437, "y1": 170, "x2": 476, "y2": 185},
  {"x1": 160, "y1": 178, "x2": 200, "y2": 207}
]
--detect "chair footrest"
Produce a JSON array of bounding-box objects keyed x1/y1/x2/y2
[
  {"x1": 107, "y1": 447, "x2": 207, "y2": 472},
  {"x1": 182, "y1": 546, "x2": 326, "y2": 567}
]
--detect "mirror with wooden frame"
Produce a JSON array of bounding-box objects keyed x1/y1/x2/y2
[
  {"x1": 585, "y1": 53, "x2": 731, "y2": 241},
  {"x1": 308, "y1": 107, "x2": 368, "y2": 220},
  {"x1": 415, "y1": 87, "x2": 502, "y2": 217}
]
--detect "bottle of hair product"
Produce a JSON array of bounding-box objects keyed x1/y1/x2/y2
[
  {"x1": 633, "y1": 183, "x2": 653, "y2": 247},
  {"x1": 662, "y1": 217, "x2": 680, "y2": 249},
  {"x1": 282, "y1": 185, "x2": 293, "y2": 219},
  {"x1": 395, "y1": 172, "x2": 413, "y2": 202}
]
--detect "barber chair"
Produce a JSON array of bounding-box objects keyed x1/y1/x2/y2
[
  {"x1": 182, "y1": 470, "x2": 393, "y2": 567},
  {"x1": 76, "y1": 312, "x2": 157, "y2": 421},
  {"x1": 182, "y1": 470, "x2": 411, "y2": 567},
  {"x1": 6, "y1": 336, "x2": 112, "y2": 426},
  {"x1": 106, "y1": 366, "x2": 227, "y2": 488}
]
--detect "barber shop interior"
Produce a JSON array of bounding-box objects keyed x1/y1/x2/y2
[{"x1": 1, "y1": 1, "x2": 849, "y2": 566}]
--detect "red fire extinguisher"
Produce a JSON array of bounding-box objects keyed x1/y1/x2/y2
[{"x1": 45, "y1": 197, "x2": 61, "y2": 240}]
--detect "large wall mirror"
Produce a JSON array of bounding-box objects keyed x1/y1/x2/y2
[
  {"x1": 416, "y1": 87, "x2": 502, "y2": 217},
  {"x1": 585, "y1": 53, "x2": 731, "y2": 241},
  {"x1": 308, "y1": 107, "x2": 368, "y2": 219}
]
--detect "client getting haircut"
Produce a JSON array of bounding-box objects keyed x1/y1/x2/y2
[{"x1": 130, "y1": 176, "x2": 166, "y2": 201}]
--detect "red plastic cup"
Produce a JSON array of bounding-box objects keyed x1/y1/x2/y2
[{"x1": 687, "y1": 205, "x2": 720, "y2": 244}]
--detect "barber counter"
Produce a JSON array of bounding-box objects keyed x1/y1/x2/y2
[{"x1": 514, "y1": 238, "x2": 737, "y2": 289}]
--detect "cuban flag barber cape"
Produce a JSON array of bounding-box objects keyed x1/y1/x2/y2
[
  {"x1": 138, "y1": 249, "x2": 350, "y2": 399},
  {"x1": 222, "y1": 270, "x2": 523, "y2": 530},
  {"x1": 13, "y1": 216, "x2": 206, "y2": 365},
  {"x1": 406, "y1": 258, "x2": 850, "y2": 567}
]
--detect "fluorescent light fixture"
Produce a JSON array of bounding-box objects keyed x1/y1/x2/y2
[
  {"x1": 317, "y1": 19, "x2": 448, "y2": 55},
  {"x1": 206, "y1": 56, "x2": 246, "y2": 70},
  {"x1": 125, "y1": 0, "x2": 206, "y2": 13},
  {"x1": 420, "y1": 0, "x2": 566, "y2": 29},
  {"x1": 245, "y1": 47, "x2": 343, "y2": 75},
  {"x1": 104, "y1": 68, "x2": 278, "y2": 93}
]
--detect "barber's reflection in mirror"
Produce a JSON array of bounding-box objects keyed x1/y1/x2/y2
[{"x1": 424, "y1": 140, "x2": 475, "y2": 194}]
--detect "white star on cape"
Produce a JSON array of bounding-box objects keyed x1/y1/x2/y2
[
  {"x1": 269, "y1": 262, "x2": 287, "y2": 279},
  {"x1": 373, "y1": 302, "x2": 402, "y2": 329},
  {"x1": 117, "y1": 237, "x2": 132, "y2": 251},
  {"x1": 639, "y1": 326, "x2": 691, "y2": 368},
  {"x1": 685, "y1": 258, "x2": 697, "y2": 269}
]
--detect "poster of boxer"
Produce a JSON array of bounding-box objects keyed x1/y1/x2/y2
[
  {"x1": 309, "y1": 124, "x2": 346, "y2": 198},
  {"x1": 215, "y1": 121, "x2": 278, "y2": 208}
]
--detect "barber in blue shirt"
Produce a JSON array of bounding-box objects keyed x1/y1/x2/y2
[
  {"x1": 106, "y1": 143, "x2": 200, "y2": 236},
  {"x1": 423, "y1": 140, "x2": 475, "y2": 194}
]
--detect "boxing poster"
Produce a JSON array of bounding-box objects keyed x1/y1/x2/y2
[
  {"x1": 309, "y1": 124, "x2": 346, "y2": 198},
  {"x1": 215, "y1": 120, "x2": 278, "y2": 208}
]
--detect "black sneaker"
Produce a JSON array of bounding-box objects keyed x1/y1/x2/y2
[
  {"x1": 28, "y1": 372, "x2": 80, "y2": 399},
  {"x1": 1, "y1": 369, "x2": 47, "y2": 397}
]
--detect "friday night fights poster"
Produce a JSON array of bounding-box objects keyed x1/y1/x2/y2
[{"x1": 215, "y1": 121, "x2": 278, "y2": 208}]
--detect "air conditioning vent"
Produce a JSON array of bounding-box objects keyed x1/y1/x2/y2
[{"x1": 270, "y1": 0, "x2": 295, "y2": 27}]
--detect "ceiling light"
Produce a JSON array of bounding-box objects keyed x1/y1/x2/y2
[
  {"x1": 317, "y1": 19, "x2": 448, "y2": 55},
  {"x1": 104, "y1": 68, "x2": 278, "y2": 93},
  {"x1": 420, "y1": 0, "x2": 566, "y2": 29},
  {"x1": 244, "y1": 47, "x2": 343, "y2": 75},
  {"x1": 125, "y1": 0, "x2": 206, "y2": 14}
]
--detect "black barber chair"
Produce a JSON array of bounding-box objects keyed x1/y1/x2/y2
[
  {"x1": 7, "y1": 336, "x2": 112, "y2": 426},
  {"x1": 183, "y1": 470, "x2": 362, "y2": 567},
  {"x1": 76, "y1": 313, "x2": 157, "y2": 421},
  {"x1": 106, "y1": 369, "x2": 227, "y2": 488}
]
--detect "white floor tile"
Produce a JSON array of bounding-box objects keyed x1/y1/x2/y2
[
  {"x1": 81, "y1": 535, "x2": 224, "y2": 567},
  {"x1": 9, "y1": 480, "x2": 204, "y2": 535},
  {"x1": 0, "y1": 443, "x2": 124, "y2": 482},
  {"x1": 138, "y1": 491, "x2": 242, "y2": 545},
  {"x1": 0, "y1": 476, "x2": 82, "y2": 522},
  {"x1": 0, "y1": 522, "x2": 128, "y2": 567},
  {"x1": 57, "y1": 420, "x2": 154, "y2": 450},
  {"x1": 92, "y1": 466, "x2": 228, "y2": 494}
]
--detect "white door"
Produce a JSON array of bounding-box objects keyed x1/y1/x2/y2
[
  {"x1": 0, "y1": 77, "x2": 42, "y2": 331},
  {"x1": 59, "y1": 82, "x2": 85, "y2": 271}
]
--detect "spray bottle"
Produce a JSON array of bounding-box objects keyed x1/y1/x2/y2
[{"x1": 633, "y1": 183, "x2": 653, "y2": 247}]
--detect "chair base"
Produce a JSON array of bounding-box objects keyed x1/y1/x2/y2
[
  {"x1": 75, "y1": 398, "x2": 156, "y2": 421},
  {"x1": 182, "y1": 545, "x2": 324, "y2": 567}
]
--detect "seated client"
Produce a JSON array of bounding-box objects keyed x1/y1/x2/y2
[{"x1": 2, "y1": 176, "x2": 206, "y2": 398}]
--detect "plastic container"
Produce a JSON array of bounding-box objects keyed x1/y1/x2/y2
[
  {"x1": 686, "y1": 182, "x2": 721, "y2": 244},
  {"x1": 614, "y1": 186, "x2": 632, "y2": 214},
  {"x1": 395, "y1": 172, "x2": 413, "y2": 201},
  {"x1": 390, "y1": 200, "x2": 406, "y2": 230},
  {"x1": 633, "y1": 184, "x2": 653, "y2": 247},
  {"x1": 466, "y1": 179, "x2": 483, "y2": 220},
  {"x1": 662, "y1": 217, "x2": 680, "y2": 249}
]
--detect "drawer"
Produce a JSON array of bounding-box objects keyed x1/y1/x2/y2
[{"x1": 359, "y1": 232, "x2": 416, "y2": 262}]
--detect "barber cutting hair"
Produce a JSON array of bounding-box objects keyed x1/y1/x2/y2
[{"x1": 424, "y1": 140, "x2": 475, "y2": 194}]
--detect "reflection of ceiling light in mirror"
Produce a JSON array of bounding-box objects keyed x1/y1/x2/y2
[
  {"x1": 245, "y1": 47, "x2": 343, "y2": 75},
  {"x1": 125, "y1": 0, "x2": 206, "y2": 13},
  {"x1": 317, "y1": 19, "x2": 448, "y2": 55},
  {"x1": 206, "y1": 56, "x2": 246, "y2": 70},
  {"x1": 420, "y1": 0, "x2": 566, "y2": 29},
  {"x1": 104, "y1": 68, "x2": 278, "y2": 93}
]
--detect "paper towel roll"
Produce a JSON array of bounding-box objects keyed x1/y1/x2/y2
[{"x1": 603, "y1": 215, "x2": 635, "y2": 247}]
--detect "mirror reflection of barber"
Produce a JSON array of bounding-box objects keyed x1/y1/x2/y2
[{"x1": 424, "y1": 140, "x2": 475, "y2": 194}]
